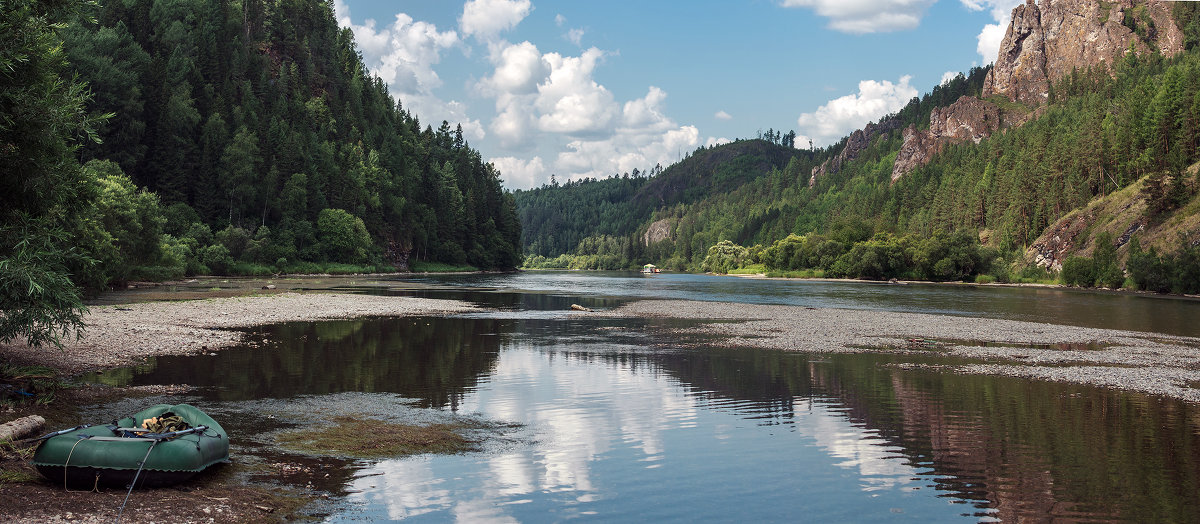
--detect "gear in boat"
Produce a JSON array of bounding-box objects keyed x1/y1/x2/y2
[{"x1": 32, "y1": 403, "x2": 228, "y2": 489}]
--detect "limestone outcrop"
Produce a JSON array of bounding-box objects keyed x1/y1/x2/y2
[
  {"x1": 643, "y1": 218, "x2": 673, "y2": 245},
  {"x1": 983, "y1": 0, "x2": 1184, "y2": 106},
  {"x1": 891, "y1": 96, "x2": 1002, "y2": 182},
  {"x1": 809, "y1": 119, "x2": 902, "y2": 187},
  {"x1": 889, "y1": 0, "x2": 1184, "y2": 183}
]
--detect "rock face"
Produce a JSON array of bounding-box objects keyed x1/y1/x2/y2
[
  {"x1": 984, "y1": 0, "x2": 1184, "y2": 106},
  {"x1": 929, "y1": 95, "x2": 1002, "y2": 144},
  {"x1": 891, "y1": 96, "x2": 1002, "y2": 182},
  {"x1": 810, "y1": 119, "x2": 902, "y2": 186},
  {"x1": 890, "y1": 0, "x2": 1184, "y2": 183},
  {"x1": 1027, "y1": 208, "x2": 1095, "y2": 271},
  {"x1": 643, "y1": 218, "x2": 673, "y2": 245}
]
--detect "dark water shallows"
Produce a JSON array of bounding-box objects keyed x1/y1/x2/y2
[
  {"x1": 94, "y1": 272, "x2": 1200, "y2": 522},
  {"x1": 401, "y1": 271, "x2": 1200, "y2": 337}
]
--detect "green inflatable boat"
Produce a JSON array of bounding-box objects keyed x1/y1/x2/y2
[{"x1": 33, "y1": 403, "x2": 228, "y2": 489}]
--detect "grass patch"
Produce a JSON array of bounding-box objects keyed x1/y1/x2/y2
[
  {"x1": 229, "y1": 261, "x2": 277, "y2": 276},
  {"x1": 974, "y1": 274, "x2": 997, "y2": 284},
  {"x1": 0, "y1": 468, "x2": 37, "y2": 484},
  {"x1": 764, "y1": 268, "x2": 825, "y2": 279},
  {"x1": 1, "y1": 364, "x2": 65, "y2": 407},
  {"x1": 410, "y1": 261, "x2": 479, "y2": 273},
  {"x1": 728, "y1": 264, "x2": 766, "y2": 275},
  {"x1": 277, "y1": 261, "x2": 388, "y2": 275},
  {"x1": 276, "y1": 416, "x2": 479, "y2": 458}
]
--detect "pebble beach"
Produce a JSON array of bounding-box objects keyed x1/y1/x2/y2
[
  {"x1": 600, "y1": 299, "x2": 1200, "y2": 402},
  {"x1": 0, "y1": 292, "x2": 477, "y2": 375}
]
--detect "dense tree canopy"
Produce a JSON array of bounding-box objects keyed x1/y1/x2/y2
[
  {"x1": 1, "y1": 0, "x2": 524, "y2": 348},
  {"x1": 61, "y1": 0, "x2": 521, "y2": 272}
]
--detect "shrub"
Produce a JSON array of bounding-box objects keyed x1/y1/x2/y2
[
  {"x1": 1127, "y1": 238, "x2": 1172, "y2": 293},
  {"x1": 1091, "y1": 232, "x2": 1124, "y2": 288},
  {"x1": 1060, "y1": 256, "x2": 1095, "y2": 287},
  {"x1": 317, "y1": 208, "x2": 373, "y2": 264},
  {"x1": 199, "y1": 244, "x2": 233, "y2": 275},
  {"x1": 701, "y1": 240, "x2": 748, "y2": 274},
  {"x1": 215, "y1": 225, "x2": 252, "y2": 259}
]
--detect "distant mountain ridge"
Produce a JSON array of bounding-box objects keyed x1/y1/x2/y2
[
  {"x1": 515, "y1": 0, "x2": 1200, "y2": 279},
  {"x1": 514, "y1": 139, "x2": 803, "y2": 260}
]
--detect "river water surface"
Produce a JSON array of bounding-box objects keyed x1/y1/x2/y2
[{"x1": 99, "y1": 272, "x2": 1200, "y2": 522}]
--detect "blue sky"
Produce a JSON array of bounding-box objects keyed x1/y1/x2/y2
[{"x1": 333, "y1": 0, "x2": 1022, "y2": 189}]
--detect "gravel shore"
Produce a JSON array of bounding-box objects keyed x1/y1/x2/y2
[
  {"x1": 0, "y1": 292, "x2": 476, "y2": 374},
  {"x1": 600, "y1": 299, "x2": 1200, "y2": 402}
]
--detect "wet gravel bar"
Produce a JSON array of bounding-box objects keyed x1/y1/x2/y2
[
  {"x1": 0, "y1": 292, "x2": 477, "y2": 374},
  {"x1": 600, "y1": 299, "x2": 1200, "y2": 402}
]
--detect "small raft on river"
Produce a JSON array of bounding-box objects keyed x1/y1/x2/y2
[{"x1": 32, "y1": 403, "x2": 228, "y2": 489}]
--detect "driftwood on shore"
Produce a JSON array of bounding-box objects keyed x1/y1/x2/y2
[
  {"x1": 570, "y1": 304, "x2": 593, "y2": 312},
  {"x1": 0, "y1": 415, "x2": 45, "y2": 442}
]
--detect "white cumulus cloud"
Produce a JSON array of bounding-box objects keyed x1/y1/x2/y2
[
  {"x1": 473, "y1": 35, "x2": 700, "y2": 186},
  {"x1": 481, "y1": 41, "x2": 548, "y2": 95},
  {"x1": 941, "y1": 70, "x2": 960, "y2": 85},
  {"x1": 333, "y1": 1, "x2": 482, "y2": 140},
  {"x1": 536, "y1": 48, "x2": 618, "y2": 136},
  {"x1": 565, "y1": 28, "x2": 585, "y2": 46},
  {"x1": 796, "y1": 75, "x2": 918, "y2": 147},
  {"x1": 551, "y1": 87, "x2": 699, "y2": 182},
  {"x1": 461, "y1": 0, "x2": 532, "y2": 40},
  {"x1": 960, "y1": 0, "x2": 1022, "y2": 64},
  {"x1": 490, "y1": 156, "x2": 545, "y2": 188},
  {"x1": 781, "y1": 0, "x2": 938, "y2": 33},
  {"x1": 714, "y1": 110, "x2": 733, "y2": 121}
]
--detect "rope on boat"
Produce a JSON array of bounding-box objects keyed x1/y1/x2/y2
[
  {"x1": 115, "y1": 439, "x2": 158, "y2": 524},
  {"x1": 113, "y1": 426, "x2": 208, "y2": 523},
  {"x1": 62, "y1": 438, "x2": 86, "y2": 492}
]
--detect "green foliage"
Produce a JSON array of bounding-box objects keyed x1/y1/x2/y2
[
  {"x1": 724, "y1": 232, "x2": 993, "y2": 282},
  {"x1": 0, "y1": 0, "x2": 103, "y2": 348},
  {"x1": 0, "y1": 232, "x2": 89, "y2": 350},
  {"x1": 317, "y1": 208, "x2": 373, "y2": 265},
  {"x1": 1060, "y1": 256, "x2": 1095, "y2": 287},
  {"x1": 1091, "y1": 232, "x2": 1125, "y2": 288},
  {"x1": 1127, "y1": 236, "x2": 1200, "y2": 294},
  {"x1": 701, "y1": 240, "x2": 749, "y2": 274},
  {"x1": 85, "y1": 160, "x2": 169, "y2": 285},
  {"x1": 199, "y1": 244, "x2": 233, "y2": 275},
  {"x1": 1015, "y1": 264, "x2": 1056, "y2": 284},
  {"x1": 60, "y1": 0, "x2": 521, "y2": 270}
]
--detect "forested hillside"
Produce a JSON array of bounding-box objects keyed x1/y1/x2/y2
[
  {"x1": 63, "y1": 0, "x2": 521, "y2": 275},
  {"x1": 1, "y1": 0, "x2": 520, "y2": 349},
  {"x1": 514, "y1": 139, "x2": 805, "y2": 269},
  {"x1": 515, "y1": 3, "x2": 1200, "y2": 292}
]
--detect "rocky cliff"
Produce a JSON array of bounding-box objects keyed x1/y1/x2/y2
[
  {"x1": 891, "y1": 96, "x2": 1002, "y2": 182},
  {"x1": 809, "y1": 119, "x2": 902, "y2": 186},
  {"x1": 984, "y1": 0, "x2": 1184, "y2": 106},
  {"x1": 643, "y1": 218, "x2": 673, "y2": 245},
  {"x1": 890, "y1": 0, "x2": 1184, "y2": 183}
]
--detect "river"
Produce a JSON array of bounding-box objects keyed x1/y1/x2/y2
[{"x1": 97, "y1": 271, "x2": 1200, "y2": 522}]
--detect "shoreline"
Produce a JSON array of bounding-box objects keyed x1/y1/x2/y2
[
  {"x1": 1, "y1": 292, "x2": 477, "y2": 375},
  {"x1": 726, "y1": 271, "x2": 1200, "y2": 299},
  {"x1": 6, "y1": 288, "x2": 1198, "y2": 400},
  {"x1": 4, "y1": 289, "x2": 1200, "y2": 520},
  {"x1": 597, "y1": 299, "x2": 1200, "y2": 403},
  {"x1": 0, "y1": 291, "x2": 479, "y2": 523}
]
